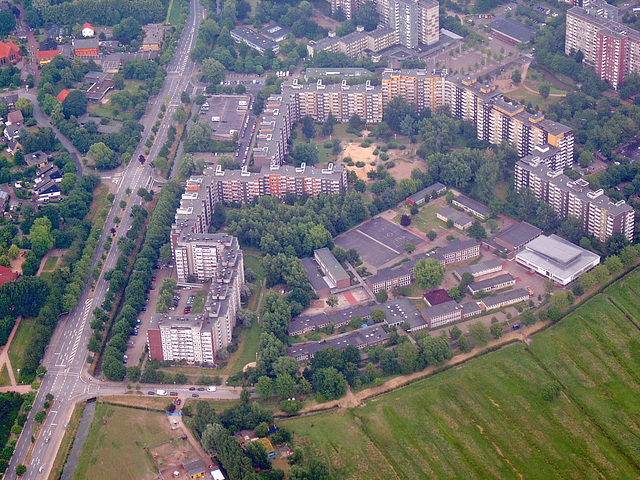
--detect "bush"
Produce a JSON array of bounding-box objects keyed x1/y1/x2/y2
[{"x1": 540, "y1": 381, "x2": 561, "y2": 401}]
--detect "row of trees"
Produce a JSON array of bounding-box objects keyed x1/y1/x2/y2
[{"x1": 100, "y1": 181, "x2": 184, "y2": 380}]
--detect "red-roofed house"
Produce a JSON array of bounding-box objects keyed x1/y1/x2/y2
[
  {"x1": 56, "y1": 89, "x2": 70, "y2": 102},
  {"x1": 36, "y1": 50, "x2": 61, "y2": 65},
  {"x1": 0, "y1": 41, "x2": 21, "y2": 67},
  {"x1": 6, "y1": 110, "x2": 23, "y2": 126},
  {"x1": 0, "y1": 266, "x2": 18, "y2": 287},
  {"x1": 82, "y1": 22, "x2": 95, "y2": 37}
]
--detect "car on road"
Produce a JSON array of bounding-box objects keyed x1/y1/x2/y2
[
  {"x1": 191, "y1": 393, "x2": 199, "y2": 397},
  {"x1": 169, "y1": 391, "x2": 178, "y2": 396},
  {"x1": 512, "y1": 323, "x2": 521, "y2": 330},
  {"x1": 156, "y1": 389, "x2": 168, "y2": 396},
  {"x1": 197, "y1": 387, "x2": 205, "y2": 391},
  {"x1": 189, "y1": 387, "x2": 196, "y2": 391},
  {"x1": 148, "y1": 391, "x2": 155, "y2": 395},
  {"x1": 207, "y1": 386, "x2": 217, "y2": 392}
]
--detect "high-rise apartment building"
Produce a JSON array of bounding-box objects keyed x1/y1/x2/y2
[
  {"x1": 515, "y1": 157, "x2": 634, "y2": 242},
  {"x1": 566, "y1": 0, "x2": 640, "y2": 88},
  {"x1": 389, "y1": 0, "x2": 439, "y2": 48},
  {"x1": 147, "y1": 232, "x2": 244, "y2": 363}
]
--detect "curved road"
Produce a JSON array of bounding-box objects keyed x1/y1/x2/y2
[{"x1": 3, "y1": 0, "x2": 217, "y2": 478}]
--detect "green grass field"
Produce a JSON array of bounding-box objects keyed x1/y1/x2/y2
[
  {"x1": 244, "y1": 255, "x2": 264, "y2": 312},
  {"x1": 220, "y1": 316, "x2": 261, "y2": 375},
  {"x1": 0, "y1": 364, "x2": 10, "y2": 386},
  {"x1": 190, "y1": 291, "x2": 207, "y2": 314},
  {"x1": 7, "y1": 318, "x2": 37, "y2": 381},
  {"x1": 74, "y1": 404, "x2": 173, "y2": 480},
  {"x1": 166, "y1": 0, "x2": 182, "y2": 25},
  {"x1": 280, "y1": 268, "x2": 640, "y2": 479},
  {"x1": 394, "y1": 201, "x2": 444, "y2": 234},
  {"x1": 42, "y1": 256, "x2": 58, "y2": 271}
]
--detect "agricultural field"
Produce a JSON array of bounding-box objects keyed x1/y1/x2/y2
[{"x1": 281, "y1": 269, "x2": 640, "y2": 479}]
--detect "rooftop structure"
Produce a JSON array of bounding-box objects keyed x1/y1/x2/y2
[
  {"x1": 478, "y1": 288, "x2": 530, "y2": 311},
  {"x1": 314, "y1": 247, "x2": 350, "y2": 289},
  {"x1": 305, "y1": 67, "x2": 370, "y2": 80},
  {"x1": 452, "y1": 259, "x2": 503, "y2": 280},
  {"x1": 141, "y1": 23, "x2": 166, "y2": 51},
  {"x1": 287, "y1": 304, "x2": 372, "y2": 336},
  {"x1": 406, "y1": 182, "x2": 446, "y2": 205},
  {"x1": 423, "y1": 288, "x2": 453, "y2": 306},
  {"x1": 199, "y1": 94, "x2": 250, "y2": 140},
  {"x1": 467, "y1": 273, "x2": 516, "y2": 295},
  {"x1": 421, "y1": 300, "x2": 462, "y2": 328},
  {"x1": 259, "y1": 23, "x2": 291, "y2": 42},
  {"x1": 301, "y1": 257, "x2": 331, "y2": 297},
  {"x1": 452, "y1": 194, "x2": 490, "y2": 219},
  {"x1": 430, "y1": 238, "x2": 480, "y2": 265},
  {"x1": 492, "y1": 222, "x2": 542, "y2": 254},
  {"x1": 365, "y1": 255, "x2": 424, "y2": 293},
  {"x1": 487, "y1": 18, "x2": 536, "y2": 44},
  {"x1": 230, "y1": 26, "x2": 279, "y2": 54},
  {"x1": 516, "y1": 234, "x2": 600, "y2": 285},
  {"x1": 287, "y1": 324, "x2": 389, "y2": 362},
  {"x1": 381, "y1": 297, "x2": 428, "y2": 331},
  {"x1": 436, "y1": 207, "x2": 474, "y2": 230}
]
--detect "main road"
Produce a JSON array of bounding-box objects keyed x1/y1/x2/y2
[{"x1": 3, "y1": 0, "x2": 234, "y2": 478}]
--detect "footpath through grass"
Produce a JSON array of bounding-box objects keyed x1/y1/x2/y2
[
  {"x1": 74, "y1": 403, "x2": 172, "y2": 480},
  {"x1": 281, "y1": 268, "x2": 640, "y2": 480},
  {"x1": 0, "y1": 364, "x2": 10, "y2": 386}
]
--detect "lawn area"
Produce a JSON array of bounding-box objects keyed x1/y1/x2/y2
[
  {"x1": 87, "y1": 183, "x2": 110, "y2": 222},
  {"x1": 244, "y1": 254, "x2": 264, "y2": 312},
  {"x1": 0, "y1": 364, "x2": 10, "y2": 386},
  {"x1": 74, "y1": 404, "x2": 173, "y2": 480},
  {"x1": 166, "y1": 0, "x2": 182, "y2": 24},
  {"x1": 7, "y1": 318, "x2": 37, "y2": 381},
  {"x1": 394, "y1": 201, "x2": 444, "y2": 234},
  {"x1": 290, "y1": 125, "x2": 338, "y2": 165},
  {"x1": 504, "y1": 86, "x2": 563, "y2": 111},
  {"x1": 219, "y1": 316, "x2": 261, "y2": 375},
  {"x1": 42, "y1": 256, "x2": 58, "y2": 271},
  {"x1": 281, "y1": 268, "x2": 640, "y2": 479},
  {"x1": 190, "y1": 291, "x2": 207, "y2": 314}
]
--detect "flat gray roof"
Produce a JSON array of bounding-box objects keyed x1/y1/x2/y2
[
  {"x1": 453, "y1": 194, "x2": 490, "y2": 217},
  {"x1": 495, "y1": 222, "x2": 542, "y2": 250},
  {"x1": 407, "y1": 182, "x2": 446, "y2": 203},
  {"x1": 488, "y1": 17, "x2": 536, "y2": 43},
  {"x1": 516, "y1": 235, "x2": 600, "y2": 282},
  {"x1": 438, "y1": 207, "x2": 474, "y2": 227},
  {"x1": 468, "y1": 273, "x2": 515, "y2": 292},
  {"x1": 315, "y1": 247, "x2": 349, "y2": 282},
  {"x1": 453, "y1": 259, "x2": 503, "y2": 279},
  {"x1": 480, "y1": 288, "x2": 530, "y2": 309},
  {"x1": 421, "y1": 300, "x2": 462, "y2": 319}
]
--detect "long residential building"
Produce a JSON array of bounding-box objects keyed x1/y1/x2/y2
[
  {"x1": 515, "y1": 156, "x2": 635, "y2": 242},
  {"x1": 253, "y1": 70, "x2": 574, "y2": 172},
  {"x1": 565, "y1": 0, "x2": 640, "y2": 88}
]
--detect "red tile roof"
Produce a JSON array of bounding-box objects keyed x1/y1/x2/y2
[
  {"x1": 0, "y1": 41, "x2": 21, "y2": 62},
  {"x1": 36, "y1": 50, "x2": 61, "y2": 61},
  {"x1": 56, "y1": 89, "x2": 70, "y2": 102},
  {"x1": 423, "y1": 289, "x2": 453, "y2": 306},
  {"x1": 82, "y1": 22, "x2": 94, "y2": 30},
  {"x1": 0, "y1": 266, "x2": 18, "y2": 287}
]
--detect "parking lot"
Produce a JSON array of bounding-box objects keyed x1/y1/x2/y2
[
  {"x1": 123, "y1": 265, "x2": 209, "y2": 367},
  {"x1": 335, "y1": 217, "x2": 424, "y2": 268}
]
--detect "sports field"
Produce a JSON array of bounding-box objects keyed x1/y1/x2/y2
[{"x1": 280, "y1": 269, "x2": 640, "y2": 479}]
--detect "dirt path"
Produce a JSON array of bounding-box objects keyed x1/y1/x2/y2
[
  {"x1": 297, "y1": 320, "x2": 551, "y2": 414},
  {"x1": 0, "y1": 316, "x2": 21, "y2": 386}
]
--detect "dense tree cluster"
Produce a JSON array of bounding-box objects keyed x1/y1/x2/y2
[
  {"x1": 226, "y1": 193, "x2": 369, "y2": 257},
  {"x1": 0, "y1": 392, "x2": 23, "y2": 474},
  {"x1": 0, "y1": 65, "x2": 21, "y2": 89},
  {"x1": 24, "y1": 0, "x2": 167, "y2": 28}
]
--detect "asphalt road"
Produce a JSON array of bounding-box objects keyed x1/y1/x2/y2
[{"x1": 1, "y1": 0, "x2": 233, "y2": 477}]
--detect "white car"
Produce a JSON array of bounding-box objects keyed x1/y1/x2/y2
[
  {"x1": 207, "y1": 386, "x2": 217, "y2": 392},
  {"x1": 156, "y1": 389, "x2": 168, "y2": 396}
]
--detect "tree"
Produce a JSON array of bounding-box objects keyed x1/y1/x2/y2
[
  {"x1": 448, "y1": 286, "x2": 462, "y2": 302},
  {"x1": 7, "y1": 244, "x2": 19, "y2": 260},
  {"x1": 375, "y1": 289, "x2": 388, "y2": 302},
  {"x1": 371, "y1": 309, "x2": 385, "y2": 323},
  {"x1": 15, "y1": 465, "x2": 26, "y2": 476},
  {"x1": 0, "y1": 11, "x2": 16, "y2": 36},
  {"x1": 60, "y1": 173, "x2": 77, "y2": 195},
  {"x1": 256, "y1": 376, "x2": 274, "y2": 398},
  {"x1": 30, "y1": 217, "x2": 54, "y2": 258},
  {"x1": 181, "y1": 91, "x2": 191, "y2": 104},
  {"x1": 348, "y1": 113, "x2": 364, "y2": 131},
  {"x1": 413, "y1": 258, "x2": 445, "y2": 290},
  {"x1": 275, "y1": 373, "x2": 297, "y2": 399},
  {"x1": 468, "y1": 322, "x2": 490, "y2": 346},
  {"x1": 201, "y1": 58, "x2": 227, "y2": 86},
  {"x1": 490, "y1": 322, "x2": 503, "y2": 339},
  {"x1": 539, "y1": 83, "x2": 550, "y2": 99},
  {"x1": 301, "y1": 115, "x2": 315, "y2": 140},
  {"x1": 16, "y1": 99, "x2": 34, "y2": 118},
  {"x1": 400, "y1": 215, "x2": 411, "y2": 227},
  {"x1": 520, "y1": 309, "x2": 537, "y2": 326},
  {"x1": 449, "y1": 325, "x2": 462, "y2": 340},
  {"x1": 418, "y1": 335, "x2": 452, "y2": 366},
  {"x1": 326, "y1": 295, "x2": 338, "y2": 308},
  {"x1": 246, "y1": 441, "x2": 271, "y2": 470},
  {"x1": 88, "y1": 142, "x2": 119, "y2": 170},
  {"x1": 511, "y1": 68, "x2": 522, "y2": 84},
  {"x1": 620, "y1": 245, "x2": 638, "y2": 268},
  {"x1": 605, "y1": 232, "x2": 629, "y2": 256},
  {"x1": 173, "y1": 108, "x2": 188, "y2": 123},
  {"x1": 312, "y1": 367, "x2": 347, "y2": 401},
  {"x1": 457, "y1": 334, "x2": 471, "y2": 352},
  {"x1": 395, "y1": 341, "x2": 419, "y2": 374},
  {"x1": 459, "y1": 271, "x2": 474, "y2": 291},
  {"x1": 62, "y1": 90, "x2": 88, "y2": 118},
  {"x1": 404, "y1": 242, "x2": 415, "y2": 253},
  {"x1": 291, "y1": 142, "x2": 319, "y2": 166},
  {"x1": 322, "y1": 112, "x2": 336, "y2": 136},
  {"x1": 605, "y1": 255, "x2": 623, "y2": 275},
  {"x1": 467, "y1": 221, "x2": 486, "y2": 240}
]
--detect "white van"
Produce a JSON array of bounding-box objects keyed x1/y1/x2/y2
[
  {"x1": 207, "y1": 386, "x2": 217, "y2": 392},
  {"x1": 156, "y1": 389, "x2": 168, "y2": 396}
]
